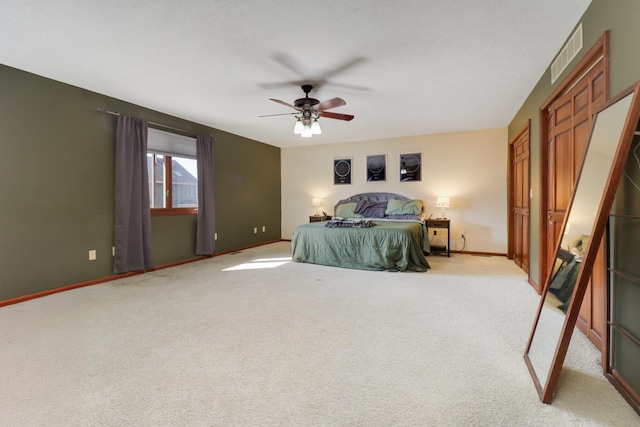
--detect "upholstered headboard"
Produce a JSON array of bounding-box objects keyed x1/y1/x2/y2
[
  {"x1": 334, "y1": 192, "x2": 412, "y2": 212},
  {"x1": 334, "y1": 193, "x2": 411, "y2": 209},
  {"x1": 333, "y1": 192, "x2": 422, "y2": 219}
]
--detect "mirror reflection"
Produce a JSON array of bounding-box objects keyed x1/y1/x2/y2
[{"x1": 526, "y1": 90, "x2": 636, "y2": 399}]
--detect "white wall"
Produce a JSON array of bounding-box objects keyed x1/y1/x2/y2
[{"x1": 281, "y1": 127, "x2": 509, "y2": 254}]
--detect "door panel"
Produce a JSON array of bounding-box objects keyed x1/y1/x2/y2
[
  {"x1": 548, "y1": 104, "x2": 573, "y2": 272},
  {"x1": 544, "y1": 59, "x2": 607, "y2": 352},
  {"x1": 511, "y1": 128, "x2": 530, "y2": 274}
]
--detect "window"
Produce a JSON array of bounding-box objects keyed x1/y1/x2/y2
[{"x1": 147, "y1": 128, "x2": 198, "y2": 216}]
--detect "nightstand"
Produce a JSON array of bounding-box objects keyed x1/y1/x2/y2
[
  {"x1": 309, "y1": 215, "x2": 331, "y2": 223},
  {"x1": 426, "y1": 218, "x2": 450, "y2": 257}
]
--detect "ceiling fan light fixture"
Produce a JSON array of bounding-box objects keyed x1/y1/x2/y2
[
  {"x1": 311, "y1": 119, "x2": 321, "y2": 135},
  {"x1": 264, "y1": 85, "x2": 354, "y2": 139}
]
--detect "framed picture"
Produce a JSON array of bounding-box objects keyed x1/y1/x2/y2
[
  {"x1": 400, "y1": 152, "x2": 422, "y2": 182},
  {"x1": 366, "y1": 154, "x2": 386, "y2": 182},
  {"x1": 334, "y1": 157, "x2": 352, "y2": 185}
]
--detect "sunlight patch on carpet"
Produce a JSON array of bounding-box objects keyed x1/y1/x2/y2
[{"x1": 223, "y1": 257, "x2": 291, "y2": 271}]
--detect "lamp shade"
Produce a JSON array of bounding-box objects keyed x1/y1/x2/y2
[
  {"x1": 293, "y1": 119, "x2": 304, "y2": 134},
  {"x1": 312, "y1": 197, "x2": 322, "y2": 215},
  {"x1": 436, "y1": 197, "x2": 450, "y2": 208},
  {"x1": 311, "y1": 119, "x2": 322, "y2": 135},
  {"x1": 436, "y1": 196, "x2": 450, "y2": 219}
]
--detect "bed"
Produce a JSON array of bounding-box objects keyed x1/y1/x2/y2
[{"x1": 291, "y1": 192, "x2": 431, "y2": 272}]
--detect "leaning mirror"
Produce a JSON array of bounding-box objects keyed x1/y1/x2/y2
[{"x1": 524, "y1": 82, "x2": 640, "y2": 404}]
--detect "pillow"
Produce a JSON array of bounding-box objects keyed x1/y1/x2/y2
[
  {"x1": 335, "y1": 202, "x2": 363, "y2": 218},
  {"x1": 385, "y1": 198, "x2": 423, "y2": 215},
  {"x1": 354, "y1": 200, "x2": 387, "y2": 218}
]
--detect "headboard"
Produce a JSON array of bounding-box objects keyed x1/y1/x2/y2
[{"x1": 334, "y1": 192, "x2": 412, "y2": 211}]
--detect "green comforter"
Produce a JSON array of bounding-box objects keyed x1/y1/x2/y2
[{"x1": 291, "y1": 220, "x2": 430, "y2": 272}]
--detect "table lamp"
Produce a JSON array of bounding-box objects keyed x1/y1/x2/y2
[{"x1": 436, "y1": 197, "x2": 450, "y2": 219}]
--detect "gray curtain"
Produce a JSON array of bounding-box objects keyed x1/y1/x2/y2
[
  {"x1": 196, "y1": 135, "x2": 216, "y2": 255},
  {"x1": 114, "y1": 115, "x2": 154, "y2": 273}
]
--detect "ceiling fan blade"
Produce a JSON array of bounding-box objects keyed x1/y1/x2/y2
[
  {"x1": 258, "y1": 112, "x2": 298, "y2": 118},
  {"x1": 267, "y1": 53, "x2": 368, "y2": 91},
  {"x1": 323, "y1": 81, "x2": 371, "y2": 92},
  {"x1": 260, "y1": 79, "x2": 309, "y2": 90},
  {"x1": 269, "y1": 98, "x2": 301, "y2": 111},
  {"x1": 272, "y1": 52, "x2": 308, "y2": 77},
  {"x1": 321, "y1": 57, "x2": 366, "y2": 80},
  {"x1": 314, "y1": 97, "x2": 346, "y2": 112},
  {"x1": 319, "y1": 111, "x2": 355, "y2": 121}
]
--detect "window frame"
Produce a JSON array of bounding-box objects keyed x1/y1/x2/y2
[{"x1": 148, "y1": 152, "x2": 198, "y2": 217}]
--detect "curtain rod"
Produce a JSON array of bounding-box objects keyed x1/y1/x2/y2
[{"x1": 96, "y1": 108, "x2": 199, "y2": 137}]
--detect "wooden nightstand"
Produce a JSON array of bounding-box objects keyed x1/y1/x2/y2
[
  {"x1": 309, "y1": 215, "x2": 331, "y2": 223},
  {"x1": 426, "y1": 218, "x2": 450, "y2": 257}
]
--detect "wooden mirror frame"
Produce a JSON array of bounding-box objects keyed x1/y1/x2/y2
[{"x1": 524, "y1": 82, "x2": 640, "y2": 404}]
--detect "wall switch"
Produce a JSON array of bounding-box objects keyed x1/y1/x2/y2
[
  {"x1": 214, "y1": 232, "x2": 218, "y2": 240},
  {"x1": 88, "y1": 250, "x2": 97, "y2": 261},
  {"x1": 262, "y1": 226, "x2": 266, "y2": 232},
  {"x1": 112, "y1": 246, "x2": 115, "y2": 256},
  {"x1": 253, "y1": 227, "x2": 257, "y2": 234}
]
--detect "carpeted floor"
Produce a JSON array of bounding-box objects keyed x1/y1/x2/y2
[{"x1": 0, "y1": 242, "x2": 637, "y2": 426}]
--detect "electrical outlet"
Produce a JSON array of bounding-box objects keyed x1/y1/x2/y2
[
  {"x1": 433, "y1": 230, "x2": 437, "y2": 236},
  {"x1": 253, "y1": 227, "x2": 257, "y2": 234},
  {"x1": 88, "y1": 250, "x2": 97, "y2": 261},
  {"x1": 112, "y1": 246, "x2": 115, "y2": 256},
  {"x1": 460, "y1": 231, "x2": 465, "y2": 238},
  {"x1": 214, "y1": 232, "x2": 218, "y2": 240},
  {"x1": 262, "y1": 226, "x2": 266, "y2": 232}
]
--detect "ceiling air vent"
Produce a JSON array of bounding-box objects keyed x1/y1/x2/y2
[{"x1": 551, "y1": 23, "x2": 583, "y2": 84}]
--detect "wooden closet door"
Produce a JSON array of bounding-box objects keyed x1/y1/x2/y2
[
  {"x1": 577, "y1": 63, "x2": 607, "y2": 350},
  {"x1": 512, "y1": 130, "x2": 530, "y2": 273},
  {"x1": 547, "y1": 89, "x2": 574, "y2": 271},
  {"x1": 545, "y1": 60, "x2": 607, "y2": 350}
]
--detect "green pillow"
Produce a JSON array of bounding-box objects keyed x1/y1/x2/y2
[
  {"x1": 385, "y1": 198, "x2": 423, "y2": 215},
  {"x1": 335, "y1": 202, "x2": 362, "y2": 218}
]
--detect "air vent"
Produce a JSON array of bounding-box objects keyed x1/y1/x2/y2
[{"x1": 551, "y1": 23, "x2": 583, "y2": 84}]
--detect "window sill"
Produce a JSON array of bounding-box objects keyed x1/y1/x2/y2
[{"x1": 151, "y1": 208, "x2": 198, "y2": 216}]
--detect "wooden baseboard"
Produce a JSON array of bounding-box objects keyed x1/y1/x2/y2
[
  {"x1": 0, "y1": 239, "x2": 285, "y2": 308},
  {"x1": 450, "y1": 250, "x2": 508, "y2": 257}
]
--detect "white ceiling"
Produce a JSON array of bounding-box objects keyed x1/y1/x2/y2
[{"x1": 1, "y1": 0, "x2": 592, "y2": 147}]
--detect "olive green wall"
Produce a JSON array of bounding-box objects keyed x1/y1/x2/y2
[
  {"x1": 507, "y1": 0, "x2": 640, "y2": 285},
  {"x1": 0, "y1": 64, "x2": 281, "y2": 301}
]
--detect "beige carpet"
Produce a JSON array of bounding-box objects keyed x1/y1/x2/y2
[{"x1": 0, "y1": 242, "x2": 637, "y2": 426}]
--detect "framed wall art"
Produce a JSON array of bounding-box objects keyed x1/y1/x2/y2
[
  {"x1": 399, "y1": 152, "x2": 422, "y2": 182},
  {"x1": 366, "y1": 154, "x2": 386, "y2": 182},
  {"x1": 334, "y1": 157, "x2": 352, "y2": 185}
]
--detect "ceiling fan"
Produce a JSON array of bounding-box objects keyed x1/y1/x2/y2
[{"x1": 260, "y1": 84, "x2": 354, "y2": 138}]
